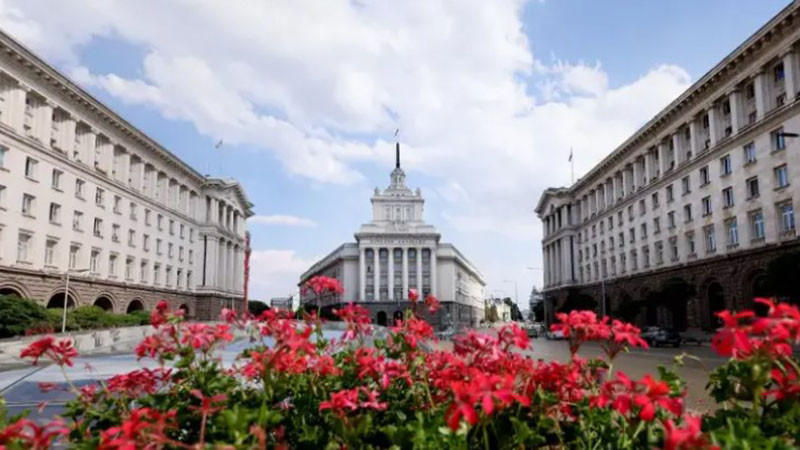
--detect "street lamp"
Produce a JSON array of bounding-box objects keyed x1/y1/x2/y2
[{"x1": 62, "y1": 268, "x2": 90, "y2": 333}]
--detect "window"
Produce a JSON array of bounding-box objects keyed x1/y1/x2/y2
[
  {"x1": 0, "y1": 185, "x2": 5, "y2": 209},
  {"x1": 720, "y1": 187, "x2": 733, "y2": 208},
  {"x1": 143, "y1": 234, "x2": 150, "y2": 251},
  {"x1": 126, "y1": 257, "x2": 134, "y2": 280},
  {"x1": 618, "y1": 232, "x2": 624, "y2": 248},
  {"x1": 51, "y1": 169, "x2": 63, "y2": 190},
  {"x1": 0, "y1": 146, "x2": 6, "y2": 169},
  {"x1": 157, "y1": 215, "x2": 164, "y2": 231},
  {"x1": 681, "y1": 176, "x2": 691, "y2": 195},
  {"x1": 90, "y1": 249, "x2": 100, "y2": 273},
  {"x1": 169, "y1": 220, "x2": 175, "y2": 235},
  {"x1": 166, "y1": 266, "x2": 173, "y2": 286},
  {"x1": 141, "y1": 261, "x2": 148, "y2": 283},
  {"x1": 699, "y1": 166, "x2": 710, "y2": 185},
  {"x1": 780, "y1": 203, "x2": 795, "y2": 233},
  {"x1": 743, "y1": 142, "x2": 756, "y2": 164},
  {"x1": 774, "y1": 62, "x2": 785, "y2": 81},
  {"x1": 701, "y1": 196, "x2": 712, "y2": 216},
  {"x1": 113, "y1": 195, "x2": 122, "y2": 214},
  {"x1": 188, "y1": 249, "x2": 194, "y2": 264},
  {"x1": 666, "y1": 185, "x2": 674, "y2": 202},
  {"x1": 653, "y1": 217, "x2": 661, "y2": 234},
  {"x1": 21, "y1": 194, "x2": 35, "y2": 216},
  {"x1": 705, "y1": 226, "x2": 716, "y2": 253},
  {"x1": 655, "y1": 241, "x2": 663, "y2": 264},
  {"x1": 726, "y1": 219, "x2": 739, "y2": 247},
  {"x1": 641, "y1": 223, "x2": 647, "y2": 239},
  {"x1": 652, "y1": 192, "x2": 659, "y2": 209},
  {"x1": 75, "y1": 179, "x2": 85, "y2": 199},
  {"x1": 667, "y1": 211, "x2": 675, "y2": 229},
  {"x1": 639, "y1": 199, "x2": 646, "y2": 216},
  {"x1": 128, "y1": 229, "x2": 136, "y2": 247},
  {"x1": 95, "y1": 188, "x2": 104, "y2": 207},
  {"x1": 168, "y1": 243, "x2": 174, "y2": 258},
  {"x1": 775, "y1": 165, "x2": 789, "y2": 188},
  {"x1": 93, "y1": 218, "x2": 103, "y2": 237},
  {"x1": 642, "y1": 246, "x2": 650, "y2": 268},
  {"x1": 627, "y1": 205, "x2": 633, "y2": 220},
  {"x1": 153, "y1": 264, "x2": 161, "y2": 284},
  {"x1": 112, "y1": 224, "x2": 120, "y2": 242},
  {"x1": 629, "y1": 227, "x2": 635, "y2": 243},
  {"x1": 720, "y1": 154, "x2": 732, "y2": 176},
  {"x1": 69, "y1": 245, "x2": 79, "y2": 269},
  {"x1": 179, "y1": 246, "x2": 184, "y2": 261},
  {"x1": 751, "y1": 211, "x2": 765, "y2": 240},
  {"x1": 180, "y1": 224, "x2": 185, "y2": 239},
  {"x1": 130, "y1": 203, "x2": 137, "y2": 220},
  {"x1": 772, "y1": 128, "x2": 787, "y2": 152},
  {"x1": 189, "y1": 229, "x2": 194, "y2": 243},
  {"x1": 156, "y1": 238, "x2": 163, "y2": 255},
  {"x1": 747, "y1": 176, "x2": 760, "y2": 199},
  {"x1": 73, "y1": 211, "x2": 83, "y2": 231},
  {"x1": 17, "y1": 233, "x2": 31, "y2": 263},
  {"x1": 49, "y1": 202, "x2": 61, "y2": 223},
  {"x1": 44, "y1": 239, "x2": 57, "y2": 266},
  {"x1": 684, "y1": 204, "x2": 693, "y2": 222},
  {"x1": 669, "y1": 237, "x2": 679, "y2": 261},
  {"x1": 24, "y1": 157, "x2": 37, "y2": 179},
  {"x1": 109, "y1": 254, "x2": 118, "y2": 277},
  {"x1": 686, "y1": 233, "x2": 696, "y2": 256},
  {"x1": 187, "y1": 271, "x2": 193, "y2": 290},
  {"x1": 145, "y1": 209, "x2": 152, "y2": 226}
]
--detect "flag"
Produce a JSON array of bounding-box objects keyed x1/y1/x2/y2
[
  {"x1": 568, "y1": 147, "x2": 573, "y2": 162},
  {"x1": 214, "y1": 139, "x2": 224, "y2": 149}
]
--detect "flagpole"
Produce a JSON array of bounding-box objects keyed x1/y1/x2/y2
[{"x1": 570, "y1": 147, "x2": 574, "y2": 185}]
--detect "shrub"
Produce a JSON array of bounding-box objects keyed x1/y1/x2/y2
[
  {"x1": 0, "y1": 296, "x2": 49, "y2": 338},
  {"x1": 70, "y1": 306, "x2": 116, "y2": 330},
  {"x1": 46, "y1": 308, "x2": 78, "y2": 332}
]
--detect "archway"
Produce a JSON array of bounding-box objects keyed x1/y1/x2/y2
[
  {"x1": 376, "y1": 311, "x2": 387, "y2": 327},
  {"x1": 126, "y1": 299, "x2": 145, "y2": 313},
  {"x1": 47, "y1": 292, "x2": 76, "y2": 309},
  {"x1": 707, "y1": 282, "x2": 725, "y2": 329},
  {"x1": 743, "y1": 269, "x2": 770, "y2": 316},
  {"x1": 392, "y1": 310, "x2": 403, "y2": 325},
  {"x1": 0, "y1": 287, "x2": 24, "y2": 298},
  {"x1": 179, "y1": 304, "x2": 189, "y2": 318},
  {"x1": 93, "y1": 296, "x2": 114, "y2": 312}
]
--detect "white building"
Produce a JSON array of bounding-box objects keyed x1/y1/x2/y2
[
  {"x1": 299, "y1": 143, "x2": 485, "y2": 329},
  {"x1": 536, "y1": 2, "x2": 800, "y2": 330},
  {"x1": 0, "y1": 28, "x2": 253, "y2": 319}
]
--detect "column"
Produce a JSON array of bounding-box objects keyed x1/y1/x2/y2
[
  {"x1": 671, "y1": 133, "x2": 681, "y2": 165},
  {"x1": 728, "y1": 88, "x2": 742, "y2": 135},
  {"x1": 359, "y1": 247, "x2": 366, "y2": 301},
  {"x1": 416, "y1": 246, "x2": 423, "y2": 292},
  {"x1": 754, "y1": 69, "x2": 768, "y2": 120},
  {"x1": 621, "y1": 168, "x2": 629, "y2": 198},
  {"x1": 543, "y1": 246, "x2": 549, "y2": 287},
  {"x1": 430, "y1": 248, "x2": 437, "y2": 298},
  {"x1": 707, "y1": 106, "x2": 718, "y2": 148},
  {"x1": 388, "y1": 247, "x2": 394, "y2": 300},
  {"x1": 228, "y1": 244, "x2": 234, "y2": 291},
  {"x1": 40, "y1": 99, "x2": 54, "y2": 146},
  {"x1": 373, "y1": 247, "x2": 380, "y2": 301},
  {"x1": 203, "y1": 236, "x2": 217, "y2": 287},
  {"x1": 630, "y1": 161, "x2": 638, "y2": 192},
  {"x1": 783, "y1": 47, "x2": 798, "y2": 102},
  {"x1": 8, "y1": 81, "x2": 28, "y2": 132},
  {"x1": 401, "y1": 248, "x2": 409, "y2": 299},
  {"x1": 641, "y1": 153, "x2": 650, "y2": 185},
  {"x1": 658, "y1": 142, "x2": 668, "y2": 174}
]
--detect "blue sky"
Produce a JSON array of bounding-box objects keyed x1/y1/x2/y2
[{"x1": 0, "y1": 0, "x2": 789, "y2": 305}]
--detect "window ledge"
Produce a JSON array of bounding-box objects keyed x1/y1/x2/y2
[
  {"x1": 774, "y1": 184, "x2": 790, "y2": 192},
  {"x1": 702, "y1": 212, "x2": 712, "y2": 218},
  {"x1": 700, "y1": 182, "x2": 710, "y2": 188},
  {"x1": 24, "y1": 176, "x2": 38, "y2": 183},
  {"x1": 22, "y1": 213, "x2": 36, "y2": 219},
  {"x1": 747, "y1": 194, "x2": 760, "y2": 201},
  {"x1": 51, "y1": 187, "x2": 63, "y2": 193},
  {"x1": 727, "y1": 243, "x2": 740, "y2": 250},
  {"x1": 49, "y1": 221, "x2": 61, "y2": 227},
  {"x1": 720, "y1": 172, "x2": 732, "y2": 178},
  {"x1": 743, "y1": 160, "x2": 757, "y2": 167}
]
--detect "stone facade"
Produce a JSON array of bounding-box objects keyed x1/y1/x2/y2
[
  {"x1": 0, "y1": 28, "x2": 252, "y2": 319},
  {"x1": 299, "y1": 143, "x2": 486, "y2": 330},
  {"x1": 536, "y1": 4, "x2": 800, "y2": 329}
]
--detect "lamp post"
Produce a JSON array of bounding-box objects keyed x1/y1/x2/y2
[{"x1": 62, "y1": 268, "x2": 89, "y2": 333}]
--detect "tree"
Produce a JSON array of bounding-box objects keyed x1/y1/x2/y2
[
  {"x1": 502, "y1": 297, "x2": 524, "y2": 321},
  {"x1": 248, "y1": 300, "x2": 270, "y2": 317},
  {"x1": 531, "y1": 301, "x2": 544, "y2": 322}
]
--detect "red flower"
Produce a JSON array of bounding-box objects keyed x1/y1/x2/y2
[
  {"x1": 633, "y1": 374, "x2": 683, "y2": 421},
  {"x1": 391, "y1": 316, "x2": 435, "y2": 349},
  {"x1": 333, "y1": 303, "x2": 372, "y2": 340},
  {"x1": 189, "y1": 389, "x2": 228, "y2": 416},
  {"x1": 20, "y1": 336, "x2": 78, "y2": 367},
  {"x1": 424, "y1": 294, "x2": 441, "y2": 313},
  {"x1": 0, "y1": 418, "x2": 68, "y2": 449},
  {"x1": 318, "y1": 388, "x2": 360, "y2": 417},
  {"x1": 551, "y1": 310, "x2": 610, "y2": 355},
  {"x1": 99, "y1": 408, "x2": 176, "y2": 449},
  {"x1": 408, "y1": 288, "x2": 419, "y2": 303},
  {"x1": 663, "y1": 414, "x2": 712, "y2": 450},
  {"x1": 445, "y1": 381, "x2": 479, "y2": 430},
  {"x1": 303, "y1": 275, "x2": 343, "y2": 296},
  {"x1": 602, "y1": 320, "x2": 648, "y2": 360},
  {"x1": 497, "y1": 323, "x2": 530, "y2": 350}
]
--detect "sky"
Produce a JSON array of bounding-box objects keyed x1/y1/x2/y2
[{"x1": 0, "y1": 0, "x2": 790, "y2": 306}]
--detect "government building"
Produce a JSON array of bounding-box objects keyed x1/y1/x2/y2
[
  {"x1": 536, "y1": 3, "x2": 800, "y2": 331},
  {"x1": 0, "y1": 29, "x2": 252, "y2": 319},
  {"x1": 298, "y1": 144, "x2": 486, "y2": 329}
]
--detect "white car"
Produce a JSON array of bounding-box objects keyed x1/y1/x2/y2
[{"x1": 546, "y1": 328, "x2": 566, "y2": 340}]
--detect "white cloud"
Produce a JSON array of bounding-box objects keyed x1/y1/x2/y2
[
  {"x1": 0, "y1": 0, "x2": 693, "y2": 295},
  {"x1": 248, "y1": 249, "x2": 318, "y2": 300},
  {"x1": 250, "y1": 215, "x2": 317, "y2": 228}
]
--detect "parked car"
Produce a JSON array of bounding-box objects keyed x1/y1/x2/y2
[
  {"x1": 546, "y1": 328, "x2": 566, "y2": 340},
  {"x1": 641, "y1": 327, "x2": 681, "y2": 348},
  {"x1": 526, "y1": 323, "x2": 545, "y2": 338}
]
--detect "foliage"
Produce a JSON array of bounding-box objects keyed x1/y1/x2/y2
[
  {"x1": 0, "y1": 295, "x2": 50, "y2": 338},
  {"x1": 247, "y1": 300, "x2": 270, "y2": 317},
  {"x1": 1, "y1": 296, "x2": 800, "y2": 449}
]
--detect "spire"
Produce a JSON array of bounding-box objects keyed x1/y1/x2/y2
[{"x1": 396, "y1": 142, "x2": 400, "y2": 169}]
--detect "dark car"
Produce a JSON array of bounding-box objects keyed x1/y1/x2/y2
[{"x1": 641, "y1": 327, "x2": 681, "y2": 348}]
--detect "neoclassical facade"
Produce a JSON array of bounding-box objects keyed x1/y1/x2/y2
[
  {"x1": 0, "y1": 28, "x2": 253, "y2": 319},
  {"x1": 299, "y1": 144, "x2": 486, "y2": 329},
  {"x1": 536, "y1": 3, "x2": 800, "y2": 330}
]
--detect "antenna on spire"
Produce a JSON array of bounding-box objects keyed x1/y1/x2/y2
[{"x1": 394, "y1": 128, "x2": 400, "y2": 169}]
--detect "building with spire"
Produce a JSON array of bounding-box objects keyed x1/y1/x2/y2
[{"x1": 298, "y1": 142, "x2": 486, "y2": 329}]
